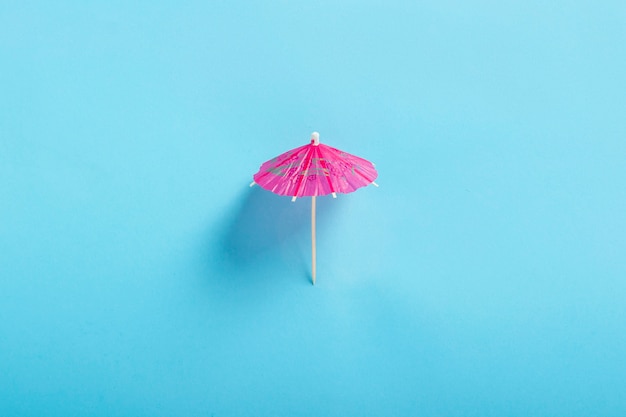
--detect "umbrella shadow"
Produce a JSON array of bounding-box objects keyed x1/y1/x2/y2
[{"x1": 216, "y1": 185, "x2": 339, "y2": 283}]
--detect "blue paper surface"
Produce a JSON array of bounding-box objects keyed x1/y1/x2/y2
[{"x1": 1, "y1": 1, "x2": 625, "y2": 416}]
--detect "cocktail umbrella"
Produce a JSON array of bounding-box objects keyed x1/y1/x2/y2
[{"x1": 251, "y1": 132, "x2": 378, "y2": 285}]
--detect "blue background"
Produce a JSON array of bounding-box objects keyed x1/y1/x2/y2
[{"x1": 2, "y1": 1, "x2": 626, "y2": 416}]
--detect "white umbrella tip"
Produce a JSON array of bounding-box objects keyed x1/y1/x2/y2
[{"x1": 311, "y1": 131, "x2": 320, "y2": 146}]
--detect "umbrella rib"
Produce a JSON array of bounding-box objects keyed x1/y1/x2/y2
[
  {"x1": 320, "y1": 146, "x2": 336, "y2": 195},
  {"x1": 253, "y1": 144, "x2": 310, "y2": 195},
  {"x1": 351, "y1": 163, "x2": 377, "y2": 185},
  {"x1": 325, "y1": 146, "x2": 373, "y2": 192},
  {"x1": 293, "y1": 146, "x2": 315, "y2": 198}
]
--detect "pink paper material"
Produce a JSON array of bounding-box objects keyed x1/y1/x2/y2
[{"x1": 253, "y1": 140, "x2": 378, "y2": 197}]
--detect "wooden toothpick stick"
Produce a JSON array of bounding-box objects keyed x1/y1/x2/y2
[{"x1": 312, "y1": 196, "x2": 316, "y2": 285}]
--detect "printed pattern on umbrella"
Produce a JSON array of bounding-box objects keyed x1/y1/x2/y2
[{"x1": 253, "y1": 143, "x2": 378, "y2": 197}]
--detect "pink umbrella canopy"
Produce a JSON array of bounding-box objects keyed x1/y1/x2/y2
[
  {"x1": 251, "y1": 132, "x2": 378, "y2": 285},
  {"x1": 252, "y1": 132, "x2": 378, "y2": 200}
]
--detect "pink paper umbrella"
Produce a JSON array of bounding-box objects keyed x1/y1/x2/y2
[{"x1": 251, "y1": 132, "x2": 378, "y2": 285}]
